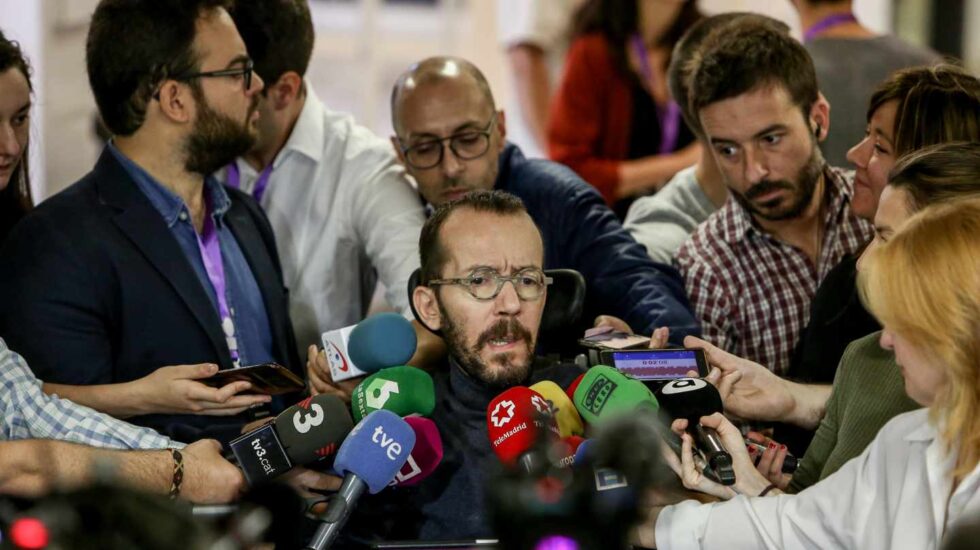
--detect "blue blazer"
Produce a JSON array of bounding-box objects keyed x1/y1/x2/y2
[{"x1": 0, "y1": 148, "x2": 301, "y2": 443}]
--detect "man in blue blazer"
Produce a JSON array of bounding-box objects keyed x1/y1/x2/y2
[{"x1": 0, "y1": 0, "x2": 301, "y2": 444}]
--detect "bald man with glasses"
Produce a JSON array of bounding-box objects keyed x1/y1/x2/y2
[{"x1": 388, "y1": 56, "x2": 700, "y2": 353}]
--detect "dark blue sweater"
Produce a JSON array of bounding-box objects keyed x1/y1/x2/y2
[{"x1": 495, "y1": 144, "x2": 699, "y2": 345}]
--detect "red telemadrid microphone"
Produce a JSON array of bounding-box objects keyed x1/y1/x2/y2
[{"x1": 486, "y1": 386, "x2": 560, "y2": 471}]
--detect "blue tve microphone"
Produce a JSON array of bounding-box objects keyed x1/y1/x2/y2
[{"x1": 305, "y1": 410, "x2": 416, "y2": 550}]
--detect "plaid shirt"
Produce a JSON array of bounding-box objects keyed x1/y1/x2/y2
[
  {"x1": 675, "y1": 167, "x2": 873, "y2": 374},
  {"x1": 0, "y1": 338, "x2": 181, "y2": 449}
]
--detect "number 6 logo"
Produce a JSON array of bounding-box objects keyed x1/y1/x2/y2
[{"x1": 293, "y1": 403, "x2": 325, "y2": 434}]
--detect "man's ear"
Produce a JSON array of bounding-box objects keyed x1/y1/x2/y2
[
  {"x1": 156, "y1": 81, "x2": 193, "y2": 124},
  {"x1": 391, "y1": 136, "x2": 408, "y2": 166},
  {"x1": 810, "y1": 92, "x2": 831, "y2": 143},
  {"x1": 268, "y1": 71, "x2": 304, "y2": 110},
  {"x1": 495, "y1": 109, "x2": 507, "y2": 151},
  {"x1": 412, "y1": 285, "x2": 443, "y2": 332}
]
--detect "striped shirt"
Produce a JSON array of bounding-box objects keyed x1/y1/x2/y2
[
  {"x1": 0, "y1": 338, "x2": 181, "y2": 449},
  {"x1": 675, "y1": 167, "x2": 873, "y2": 374}
]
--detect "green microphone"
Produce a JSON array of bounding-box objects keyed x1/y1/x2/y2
[
  {"x1": 351, "y1": 366, "x2": 436, "y2": 422},
  {"x1": 572, "y1": 366, "x2": 658, "y2": 426}
]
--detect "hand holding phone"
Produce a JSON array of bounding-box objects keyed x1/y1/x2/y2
[
  {"x1": 600, "y1": 348, "x2": 709, "y2": 380},
  {"x1": 201, "y1": 362, "x2": 305, "y2": 395}
]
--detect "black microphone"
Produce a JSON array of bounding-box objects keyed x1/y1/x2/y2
[
  {"x1": 228, "y1": 394, "x2": 353, "y2": 485},
  {"x1": 655, "y1": 378, "x2": 736, "y2": 486}
]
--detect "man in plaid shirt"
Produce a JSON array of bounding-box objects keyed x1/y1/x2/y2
[{"x1": 675, "y1": 22, "x2": 872, "y2": 375}]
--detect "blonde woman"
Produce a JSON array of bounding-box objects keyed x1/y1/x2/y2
[{"x1": 643, "y1": 196, "x2": 980, "y2": 549}]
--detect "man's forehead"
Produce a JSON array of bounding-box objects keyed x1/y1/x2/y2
[
  {"x1": 399, "y1": 78, "x2": 493, "y2": 137},
  {"x1": 440, "y1": 209, "x2": 543, "y2": 271},
  {"x1": 193, "y1": 7, "x2": 248, "y2": 67},
  {"x1": 700, "y1": 84, "x2": 800, "y2": 139}
]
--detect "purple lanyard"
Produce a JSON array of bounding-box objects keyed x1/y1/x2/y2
[
  {"x1": 226, "y1": 162, "x2": 274, "y2": 203},
  {"x1": 630, "y1": 34, "x2": 682, "y2": 155},
  {"x1": 193, "y1": 195, "x2": 240, "y2": 364},
  {"x1": 804, "y1": 13, "x2": 857, "y2": 42}
]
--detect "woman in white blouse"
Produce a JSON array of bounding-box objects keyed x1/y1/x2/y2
[{"x1": 643, "y1": 193, "x2": 980, "y2": 550}]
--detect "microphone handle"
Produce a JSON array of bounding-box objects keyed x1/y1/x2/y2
[
  {"x1": 693, "y1": 424, "x2": 735, "y2": 486},
  {"x1": 305, "y1": 474, "x2": 367, "y2": 550}
]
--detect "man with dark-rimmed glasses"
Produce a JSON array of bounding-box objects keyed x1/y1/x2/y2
[
  {"x1": 0, "y1": 0, "x2": 317, "y2": 450},
  {"x1": 390, "y1": 56, "x2": 701, "y2": 354}
]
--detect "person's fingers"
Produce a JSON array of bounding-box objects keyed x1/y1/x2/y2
[
  {"x1": 670, "y1": 418, "x2": 689, "y2": 436},
  {"x1": 659, "y1": 438, "x2": 684, "y2": 478},
  {"x1": 757, "y1": 442, "x2": 778, "y2": 479},
  {"x1": 202, "y1": 393, "x2": 271, "y2": 410},
  {"x1": 592, "y1": 315, "x2": 632, "y2": 335},
  {"x1": 699, "y1": 412, "x2": 747, "y2": 454},
  {"x1": 716, "y1": 370, "x2": 743, "y2": 401},
  {"x1": 678, "y1": 432, "x2": 699, "y2": 488},
  {"x1": 168, "y1": 363, "x2": 220, "y2": 380},
  {"x1": 648, "y1": 327, "x2": 669, "y2": 349},
  {"x1": 211, "y1": 381, "x2": 255, "y2": 403},
  {"x1": 198, "y1": 405, "x2": 253, "y2": 417},
  {"x1": 704, "y1": 366, "x2": 722, "y2": 386},
  {"x1": 770, "y1": 445, "x2": 789, "y2": 480},
  {"x1": 307, "y1": 361, "x2": 332, "y2": 394},
  {"x1": 306, "y1": 344, "x2": 318, "y2": 365},
  {"x1": 746, "y1": 431, "x2": 768, "y2": 444}
]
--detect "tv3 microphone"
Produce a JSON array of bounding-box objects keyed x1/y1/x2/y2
[
  {"x1": 306, "y1": 410, "x2": 416, "y2": 550},
  {"x1": 228, "y1": 394, "x2": 353, "y2": 485},
  {"x1": 322, "y1": 312, "x2": 417, "y2": 383},
  {"x1": 487, "y1": 386, "x2": 560, "y2": 472},
  {"x1": 350, "y1": 366, "x2": 435, "y2": 422},
  {"x1": 656, "y1": 378, "x2": 736, "y2": 486}
]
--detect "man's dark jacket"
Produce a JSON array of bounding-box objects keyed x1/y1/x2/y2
[
  {"x1": 495, "y1": 143, "x2": 699, "y2": 345},
  {"x1": 0, "y1": 149, "x2": 301, "y2": 443}
]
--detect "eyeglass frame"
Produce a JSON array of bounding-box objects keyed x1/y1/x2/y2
[
  {"x1": 397, "y1": 115, "x2": 497, "y2": 170},
  {"x1": 153, "y1": 59, "x2": 255, "y2": 100},
  {"x1": 427, "y1": 267, "x2": 553, "y2": 302}
]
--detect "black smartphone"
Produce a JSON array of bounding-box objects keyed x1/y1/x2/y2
[
  {"x1": 201, "y1": 362, "x2": 305, "y2": 395},
  {"x1": 599, "y1": 348, "x2": 709, "y2": 380}
]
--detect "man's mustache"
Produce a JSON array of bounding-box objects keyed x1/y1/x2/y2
[
  {"x1": 744, "y1": 180, "x2": 793, "y2": 201},
  {"x1": 476, "y1": 318, "x2": 532, "y2": 350}
]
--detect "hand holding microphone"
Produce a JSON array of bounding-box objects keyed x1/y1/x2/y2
[
  {"x1": 306, "y1": 410, "x2": 416, "y2": 550},
  {"x1": 228, "y1": 394, "x2": 353, "y2": 485},
  {"x1": 657, "y1": 379, "x2": 777, "y2": 498},
  {"x1": 310, "y1": 313, "x2": 418, "y2": 401}
]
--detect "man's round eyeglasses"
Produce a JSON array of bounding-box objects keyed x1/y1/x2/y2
[
  {"x1": 399, "y1": 116, "x2": 495, "y2": 170},
  {"x1": 427, "y1": 267, "x2": 553, "y2": 302}
]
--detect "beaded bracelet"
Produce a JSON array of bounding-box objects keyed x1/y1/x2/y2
[{"x1": 168, "y1": 448, "x2": 184, "y2": 500}]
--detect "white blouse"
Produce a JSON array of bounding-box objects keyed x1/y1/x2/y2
[{"x1": 656, "y1": 409, "x2": 980, "y2": 549}]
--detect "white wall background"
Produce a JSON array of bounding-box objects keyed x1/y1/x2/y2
[{"x1": 0, "y1": 0, "x2": 973, "y2": 201}]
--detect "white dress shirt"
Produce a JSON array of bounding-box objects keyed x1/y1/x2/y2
[
  {"x1": 656, "y1": 409, "x2": 980, "y2": 549},
  {"x1": 220, "y1": 88, "x2": 425, "y2": 353}
]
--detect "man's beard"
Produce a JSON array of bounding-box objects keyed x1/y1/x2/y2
[
  {"x1": 439, "y1": 302, "x2": 535, "y2": 388},
  {"x1": 732, "y1": 145, "x2": 825, "y2": 221},
  {"x1": 184, "y1": 94, "x2": 257, "y2": 176}
]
